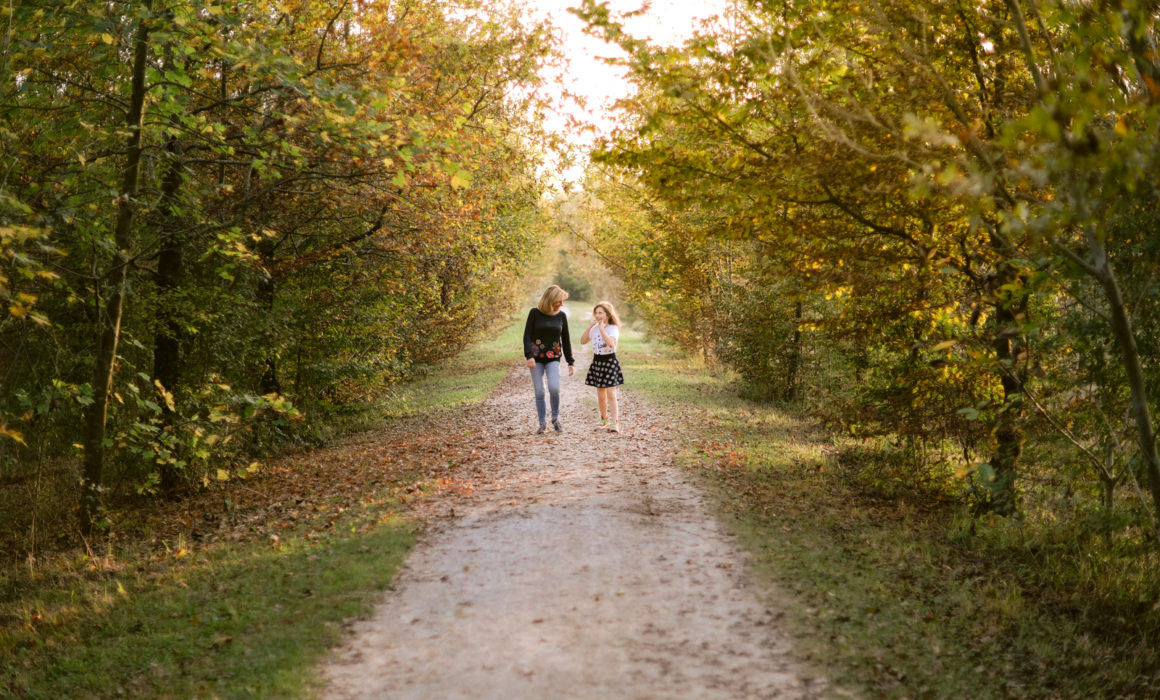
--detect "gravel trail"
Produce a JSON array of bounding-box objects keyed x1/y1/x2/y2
[{"x1": 320, "y1": 360, "x2": 825, "y2": 699}]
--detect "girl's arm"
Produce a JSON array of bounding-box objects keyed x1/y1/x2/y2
[
  {"x1": 597, "y1": 324, "x2": 617, "y2": 350},
  {"x1": 580, "y1": 323, "x2": 594, "y2": 344}
]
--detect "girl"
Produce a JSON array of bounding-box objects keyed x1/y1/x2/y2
[
  {"x1": 523, "y1": 285, "x2": 575, "y2": 434},
  {"x1": 581, "y1": 301, "x2": 625, "y2": 433}
]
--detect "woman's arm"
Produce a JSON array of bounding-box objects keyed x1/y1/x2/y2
[
  {"x1": 562, "y1": 314, "x2": 575, "y2": 367},
  {"x1": 523, "y1": 309, "x2": 537, "y2": 365}
]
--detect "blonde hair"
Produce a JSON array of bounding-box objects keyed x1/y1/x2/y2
[
  {"x1": 594, "y1": 301, "x2": 621, "y2": 327},
  {"x1": 537, "y1": 285, "x2": 569, "y2": 314}
]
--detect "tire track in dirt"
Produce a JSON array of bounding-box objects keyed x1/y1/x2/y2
[{"x1": 321, "y1": 361, "x2": 826, "y2": 699}]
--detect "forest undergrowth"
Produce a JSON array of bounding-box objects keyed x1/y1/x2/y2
[
  {"x1": 619, "y1": 326, "x2": 1160, "y2": 699},
  {"x1": 0, "y1": 318, "x2": 527, "y2": 698}
]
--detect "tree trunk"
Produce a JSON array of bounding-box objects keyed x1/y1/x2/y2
[
  {"x1": 80, "y1": 10, "x2": 152, "y2": 534},
  {"x1": 784, "y1": 299, "x2": 803, "y2": 401},
  {"x1": 257, "y1": 241, "x2": 282, "y2": 395},
  {"x1": 1092, "y1": 247, "x2": 1160, "y2": 525},
  {"x1": 152, "y1": 141, "x2": 185, "y2": 496},
  {"x1": 986, "y1": 264, "x2": 1027, "y2": 517}
]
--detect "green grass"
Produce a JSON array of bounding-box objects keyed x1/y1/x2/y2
[
  {"x1": 620, "y1": 330, "x2": 1160, "y2": 699},
  {"x1": 2, "y1": 511, "x2": 415, "y2": 698}
]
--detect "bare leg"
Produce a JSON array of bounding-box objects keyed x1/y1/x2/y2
[
  {"x1": 597, "y1": 387, "x2": 608, "y2": 421},
  {"x1": 609, "y1": 386, "x2": 619, "y2": 424}
]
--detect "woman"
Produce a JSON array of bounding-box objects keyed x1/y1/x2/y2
[{"x1": 523, "y1": 285, "x2": 575, "y2": 434}]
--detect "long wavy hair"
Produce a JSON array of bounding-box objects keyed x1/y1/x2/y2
[{"x1": 594, "y1": 301, "x2": 621, "y2": 327}]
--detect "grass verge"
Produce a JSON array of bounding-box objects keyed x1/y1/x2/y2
[
  {"x1": 381, "y1": 313, "x2": 526, "y2": 418},
  {"x1": 618, "y1": 326, "x2": 1160, "y2": 699},
  {"x1": 3, "y1": 517, "x2": 414, "y2": 698}
]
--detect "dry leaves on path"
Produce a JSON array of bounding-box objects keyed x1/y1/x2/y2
[{"x1": 322, "y1": 366, "x2": 826, "y2": 699}]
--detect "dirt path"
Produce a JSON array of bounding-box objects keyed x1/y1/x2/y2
[{"x1": 320, "y1": 361, "x2": 825, "y2": 698}]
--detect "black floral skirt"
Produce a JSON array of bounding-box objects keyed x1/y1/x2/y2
[{"x1": 585, "y1": 353, "x2": 624, "y2": 388}]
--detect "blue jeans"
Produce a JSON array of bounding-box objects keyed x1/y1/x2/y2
[{"x1": 530, "y1": 360, "x2": 560, "y2": 424}]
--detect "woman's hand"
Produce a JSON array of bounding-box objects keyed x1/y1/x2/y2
[
  {"x1": 526, "y1": 358, "x2": 536, "y2": 370},
  {"x1": 568, "y1": 365, "x2": 576, "y2": 377}
]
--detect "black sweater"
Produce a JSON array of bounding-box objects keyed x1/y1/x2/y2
[{"x1": 523, "y1": 308, "x2": 574, "y2": 365}]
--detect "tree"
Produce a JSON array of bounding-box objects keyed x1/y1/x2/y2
[
  {"x1": 573, "y1": 0, "x2": 1160, "y2": 523},
  {"x1": 80, "y1": 2, "x2": 153, "y2": 533},
  {"x1": 1, "y1": 0, "x2": 554, "y2": 534}
]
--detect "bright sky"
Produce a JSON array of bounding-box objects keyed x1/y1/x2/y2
[{"x1": 523, "y1": 0, "x2": 730, "y2": 184}]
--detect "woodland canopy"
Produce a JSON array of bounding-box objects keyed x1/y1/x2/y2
[
  {"x1": 3, "y1": 0, "x2": 1160, "y2": 593},
  {"x1": 1, "y1": 0, "x2": 554, "y2": 537},
  {"x1": 568, "y1": 0, "x2": 1160, "y2": 535}
]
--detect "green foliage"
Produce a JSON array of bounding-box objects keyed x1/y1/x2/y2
[
  {"x1": 565, "y1": 176, "x2": 723, "y2": 363},
  {"x1": 709, "y1": 280, "x2": 797, "y2": 401},
  {"x1": 553, "y1": 250, "x2": 595, "y2": 302},
  {"x1": 573, "y1": 0, "x2": 1160, "y2": 529}
]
